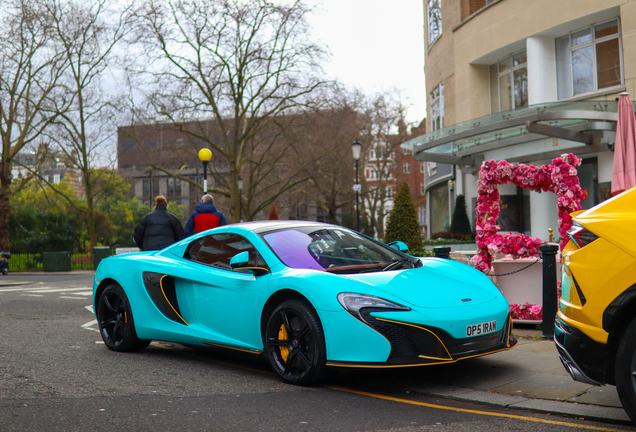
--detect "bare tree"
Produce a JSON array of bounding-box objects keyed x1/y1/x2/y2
[
  {"x1": 0, "y1": 0, "x2": 67, "y2": 251},
  {"x1": 131, "y1": 0, "x2": 329, "y2": 222},
  {"x1": 292, "y1": 91, "x2": 361, "y2": 224},
  {"x1": 359, "y1": 91, "x2": 410, "y2": 239},
  {"x1": 43, "y1": 0, "x2": 132, "y2": 249}
]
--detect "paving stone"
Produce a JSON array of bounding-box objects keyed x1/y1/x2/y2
[
  {"x1": 545, "y1": 365, "x2": 570, "y2": 376},
  {"x1": 490, "y1": 373, "x2": 593, "y2": 400},
  {"x1": 513, "y1": 340, "x2": 556, "y2": 352},
  {"x1": 509, "y1": 398, "x2": 631, "y2": 422},
  {"x1": 569, "y1": 386, "x2": 624, "y2": 408},
  {"x1": 451, "y1": 390, "x2": 527, "y2": 407}
]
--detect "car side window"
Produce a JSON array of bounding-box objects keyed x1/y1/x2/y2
[{"x1": 184, "y1": 233, "x2": 268, "y2": 271}]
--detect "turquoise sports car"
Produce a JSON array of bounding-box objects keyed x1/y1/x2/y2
[{"x1": 93, "y1": 221, "x2": 516, "y2": 385}]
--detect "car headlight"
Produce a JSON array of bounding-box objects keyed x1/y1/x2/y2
[{"x1": 337, "y1": 292, "x2": 410, "y2": 319}]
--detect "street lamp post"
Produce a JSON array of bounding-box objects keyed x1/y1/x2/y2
[
  {"x1": 198, "y1": 148, "x2": 212, "y2": 194},
  {"x1": 351, "y1": 139, "x2": 362, "y2": 231},
  {"x1": 237, "y1": 175, "x2": 243, "y2": 222}
]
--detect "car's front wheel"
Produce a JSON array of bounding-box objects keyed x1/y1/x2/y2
[
  {"x1": 615, "y1": 317, "x2": 636, "y2": 424},
  {"x1": 97, "y1": 284, "x2": 150, "y2": 352},
  {"x1": 264, "y1": 299, "x2": 326, "y2": 386}
]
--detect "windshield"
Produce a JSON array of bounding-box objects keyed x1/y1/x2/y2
[{"x1": 261, "y1": 226, "x2": 413, "y2": 274}]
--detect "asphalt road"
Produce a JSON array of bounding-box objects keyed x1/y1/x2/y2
[{"x1": 0, "y1": 272, "x2": 633, "y2": 432}]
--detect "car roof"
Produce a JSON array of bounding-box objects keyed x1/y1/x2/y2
[{"x1": 231, "y1": 220, "x2": 339, "y2": 234}]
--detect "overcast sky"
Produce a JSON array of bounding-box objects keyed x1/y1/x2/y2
[{"x1": 309, "y1": 0, "x2": 427, "y2": 124}]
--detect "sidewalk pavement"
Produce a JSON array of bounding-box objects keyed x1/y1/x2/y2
[{"x1": 405, "y1": 325, "x2": 633, "y2": 425}]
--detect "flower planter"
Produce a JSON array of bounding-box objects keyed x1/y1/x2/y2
[{"x1": 491, "y1": 256, "x2": 561, "y2": 323}]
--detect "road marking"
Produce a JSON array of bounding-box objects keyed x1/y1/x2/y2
[
  {"x1": 28, "y1": 287, "x2": 92, "y2": 293},
  {"x1": 328, "y1": 386, "x2": 624, "y2": 432},
  {"x1": 0, "y1": 286, "x2": 91, "y2": 293},
  {"x1": 22, "y1": 294, "x2": 44, "y2": 297},
  {"x1": 59, "y1": 296, "x2": 87, "y2": 300},
  {"x1": 82, "y1": 319, "x2": 99, "y2": 333}
]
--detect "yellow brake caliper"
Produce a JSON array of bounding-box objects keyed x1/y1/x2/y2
[{"x1": 278, "y1": 324, "x2": 289, "y2": 362}]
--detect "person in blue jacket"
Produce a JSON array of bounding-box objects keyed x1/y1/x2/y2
[{"x1": 185, "y1": 194, "x2": 228, "y2": 236}]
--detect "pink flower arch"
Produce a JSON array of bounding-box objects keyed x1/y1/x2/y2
[{"x1": 471, "y1": 153, "x2": 588, "y2": 273}]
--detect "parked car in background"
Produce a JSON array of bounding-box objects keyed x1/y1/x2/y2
[
  {"x1": 556, "y1": 186, "x2": 636, "y2": 423},
  {"x1": 93, "y1": 221, "x2": 516, "y2": 385}
]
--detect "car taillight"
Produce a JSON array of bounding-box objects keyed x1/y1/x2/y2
[{"x1": 567, "y1": 224, "x2": 598, "y2": 249}]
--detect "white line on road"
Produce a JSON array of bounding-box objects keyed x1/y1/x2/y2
[
  {"x1": 59, "y1": 296, "x2": 87, "y2": 300},
  {"x1": 0, "y1": 286, "x2": 92, "y2": 293},
  {"x1": 28, "y1": 287, "x2": 92, "y2": 293}
]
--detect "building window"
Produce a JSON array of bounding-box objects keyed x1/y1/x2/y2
[
  {"x1": 403, "y1": 147, "x2": 412, "y2": 156},
  {"x1": 419, "y1": 205, "x2": 427, "y2": 225},
  {"x1": 420, "y1": 181, "x2": 426, "y2": 195},
  {"x1": 426, "y1": 161, "x2": 437, "y2": 177},
  {"x1": 403, "y1": 161, "x2": 410, "y2": 174},
  {"x1": 420, "y1": 162, "x2": 425, "y2": 174},
  {"x1": 556, "y1": 19, "x2": 622, "y2": 99},
  {"x1": 53, "y1": 174, "x2": 60, "y2": 183},
  {"x1": 366, "y1": 168, "x2": 378, "y2": 181},
  {"x1": 368, "y1": 149, "x2": 377, "y2": 161},
  {"x1": 386, "y1": 186, "x2": 394, "y2": 197},
  {"x1": 427, "y1": 0, "x2": 442, "y2": 47},
  {"x1": 167, "y1": 177, "x2": 181, "y2": 197},
  {"x1": 142, "y1": 178, "x2": 153, "y2": 205},
  {"x1": 490, "y1": 50, "x2": 528, "y2": 113},
  {"x1": 430, "y1": 82, "x2": 444, "y2": 131}
]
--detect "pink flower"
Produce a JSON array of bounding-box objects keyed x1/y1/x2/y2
[{"x1": 473, "y1": 155, "x2": 585, "y2": 274}]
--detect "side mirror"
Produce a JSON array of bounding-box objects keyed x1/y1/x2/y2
[
  {"x1": 229, "y1": 251, "x2": 269, "y2": 276},
  {"x1": 229, "y1": 251, "x2": 250, "y2": 269},
  {"x1": 387, "y1": 241, "x2": 409, "y2": 252}
]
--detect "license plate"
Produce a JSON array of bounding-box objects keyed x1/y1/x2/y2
[{"x1": 466, "y1": 320, "x2": 496, "y2": 337}]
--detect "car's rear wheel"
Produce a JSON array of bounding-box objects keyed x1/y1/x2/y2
[
  {"x1": 97, "y1": 284, "x2": 150, "y2": 352},
  {"x1": 264, "y1": 299, "x2": 326, "y2": 386},
  {"x1": 615, "y1": 317, "x2": 636, "y2": 423}
]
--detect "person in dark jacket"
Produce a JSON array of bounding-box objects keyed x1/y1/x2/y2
[
  {"x1": 134, "y1": 195, "x2": 185, "y2": 251},
  {"x1": 184, "y1": 194, "x2": 227, "y2": 236}
]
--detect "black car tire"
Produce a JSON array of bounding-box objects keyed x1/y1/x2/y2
[
  {"x1": 615, "y1": 317, "x2": 636, "y2": 424},
  {"x1": 264, "y1": 299, "x2": 327, "y2": 386},
  {"x1": 97, "y1": 283, "x2": 151, "y2": 352}
]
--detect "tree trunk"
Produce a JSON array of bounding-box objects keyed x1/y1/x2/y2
[{"x1": 0, "y1": 160, "x2": 11, "y2": 251}]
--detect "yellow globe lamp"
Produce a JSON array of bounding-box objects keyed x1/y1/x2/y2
[
  {"x1": 198, "y1": 148, "x2": 212, "y2": 193},
  {"x1": 198, "y1": 148, "x2": 212, "y2": 162}
]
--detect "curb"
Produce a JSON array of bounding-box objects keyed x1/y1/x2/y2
[{"x1": 408, "y1": 384, "x2": 632, "y2": 425}]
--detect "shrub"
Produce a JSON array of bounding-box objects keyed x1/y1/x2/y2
[
  {"x1": 268, "y1": 206, "x2": 279, "y2": 220},
  {"x1": 450, "y1": 194, "x2": 472, "y2": 235},
  {"x1": 384, "y1": 183, "x2": 423, "y2": 250}
]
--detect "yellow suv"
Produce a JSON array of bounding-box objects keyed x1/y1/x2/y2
[{"x1": 556, "y1": 186, "x2": 636, "y2": 423}]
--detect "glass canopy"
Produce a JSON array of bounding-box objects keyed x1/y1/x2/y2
[{"x1": 402, "y1": 100, "x2": 620, "y2": 164}]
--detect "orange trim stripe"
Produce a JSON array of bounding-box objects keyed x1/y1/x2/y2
[
  {"x1": 375, "y1": 318, "x2": 453, "y2": 360},
  {"x1": 201, "y1": 341, "x2": 262, "y2": 354},
  {"x1": 159, "y1": 275, "x2": 189, "y2": 326}
]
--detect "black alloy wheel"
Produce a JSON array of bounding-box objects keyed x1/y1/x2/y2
[
  {"x1": 264, "y1": 299, "x2": 326, "y2": 386},
  {"x1": 97, "y1": 284, "x2": 150, "y2": 352},
  {"x1": 615, "y1": 317, "x2": 636, "y2": 424}
]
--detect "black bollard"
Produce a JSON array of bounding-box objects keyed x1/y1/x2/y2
[
  {"x1": 540, "y1": 244, "x2": 559, "y2": 339},
  {"x1": 433, "y1": 246, "x2": 451, "y2": 259}
]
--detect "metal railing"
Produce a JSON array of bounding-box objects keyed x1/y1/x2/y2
[{"x1": 6, "y1": 252, "x2": 107, "y2": 271}]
